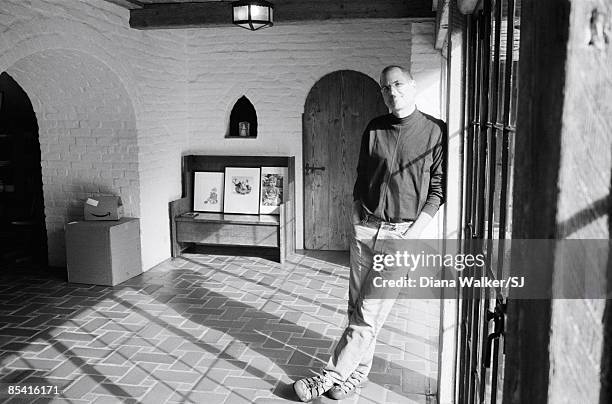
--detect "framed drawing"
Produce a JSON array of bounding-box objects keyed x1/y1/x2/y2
[
  {"x1": 193, "y1": 172, "x2": 224, "y2": 212},
  {"x1": 223, "y1": 167, "x2": 261, "y2": 214},
  {"x1": 260, "y1": 167, "x2": 288, "y2": 214}
]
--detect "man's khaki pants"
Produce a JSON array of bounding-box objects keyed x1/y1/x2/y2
[{"x1": 323, "y1": 216, "x2": 413, "y2": 383}]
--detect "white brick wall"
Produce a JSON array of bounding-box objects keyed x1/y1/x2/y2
[
  {"x1": 8, "y1": 49, "x2": 140, "y2": 264},
  {"x1": 0, "y1": 0, "x2": 187, "y2": 268},
  {"x1": 1, "y1": 0, "x2": 441, "y2": 267}
]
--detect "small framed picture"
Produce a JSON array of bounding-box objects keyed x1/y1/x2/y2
[
  {"x1": 193, "y1": 172, "x2": 224, "y2": 212},
  {"x1": 223, "y1": 167, "x2": 261, "y2": 214},
  {"x1": 260, "y1": 167, "x2": 288, "y2": 215}
]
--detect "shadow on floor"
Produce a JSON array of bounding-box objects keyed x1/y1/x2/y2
[{"x1": 0, "y1": 253, "x2": 437, "y2": 403}]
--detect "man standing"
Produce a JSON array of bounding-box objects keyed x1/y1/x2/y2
[{"x1": 293, "y1": 65, "x2": 445, "y2": 402}]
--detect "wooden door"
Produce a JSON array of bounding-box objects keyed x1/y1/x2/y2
[{"x1": 303, "y1": 70, "x2": 387, "y2": 250}]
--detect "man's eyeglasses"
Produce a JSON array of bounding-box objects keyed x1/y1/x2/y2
[{"x1": 380, "y1": 81, "x2": 410, "y2": 94}]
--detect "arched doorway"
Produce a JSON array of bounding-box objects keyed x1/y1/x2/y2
[
  {"x1": 0, "y1": 72, "x2": 47, "y2": 267},
  {"x1": 4, "y1": 49, "x2": 139, "y2": 267},
  {"x1": 303, "y1": 70, "x2": 388, "y2": 250}
]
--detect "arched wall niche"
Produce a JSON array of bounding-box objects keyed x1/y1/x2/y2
[
  {"x1": 227, "y1": 95, "x2": 258, "y2": 138},
  {"x1": 4, "y1": 49, "x2": 139, "y2": 266}
]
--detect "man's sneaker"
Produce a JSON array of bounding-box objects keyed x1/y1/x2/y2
[
  {"x1": 293, "y1": 374, "x2": 334, "y2": 402},
  {"x1": 326, "y1": 371, "x2": 368, "y2": 400}
]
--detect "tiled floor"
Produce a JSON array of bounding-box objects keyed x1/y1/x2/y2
[{"x1": 0, "y1": 252, "x2": 439, "y2": 403}]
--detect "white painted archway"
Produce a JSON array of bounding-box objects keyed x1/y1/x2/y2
[{"x1": 5, "y1": 49, "x2": 139, "y2": 266}]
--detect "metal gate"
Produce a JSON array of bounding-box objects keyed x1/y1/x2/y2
[{"x1": 458, "y1": 0, "x2": 522, "y2": 402}]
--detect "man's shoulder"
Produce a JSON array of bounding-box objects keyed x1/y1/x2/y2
[{"x1": 418, "y1": 111, "x2": 446, "y2": 133}]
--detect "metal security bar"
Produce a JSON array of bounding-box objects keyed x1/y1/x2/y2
[{"x1": 458, "y1": 0, "x2": 521, "y2": 403}]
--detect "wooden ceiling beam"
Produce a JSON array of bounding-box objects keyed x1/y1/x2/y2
[{"x1": 129, "y1": 0, "x2": 435, "y2": 30}]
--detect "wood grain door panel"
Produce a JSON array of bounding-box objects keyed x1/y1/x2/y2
[{"x1": 303, "y1": 70, "x2": 387, "y2": 250}]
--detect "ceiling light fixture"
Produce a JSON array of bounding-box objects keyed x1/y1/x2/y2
[{"x1": 232, "y1": 0, "x2": 274, "y2": 31}]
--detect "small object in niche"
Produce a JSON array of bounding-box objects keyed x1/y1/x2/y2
[
  {"x1": 239, "y1": 121, "x2": 250, "y2": 137},
  {"x1": 183, "y1": 212, "x2": 199, "y2": 218}
]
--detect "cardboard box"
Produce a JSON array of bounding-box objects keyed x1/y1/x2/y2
[
  {"x1": 65, "y1": 218, "x2": 142, "y2": 286},
  {"x1": 84, "y1": 196, "x2": 124, "y2": 221}
]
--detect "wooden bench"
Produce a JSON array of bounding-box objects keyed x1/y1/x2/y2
[{"x1": 169, "y1": 155, "x2": 295, "y2": 263}]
